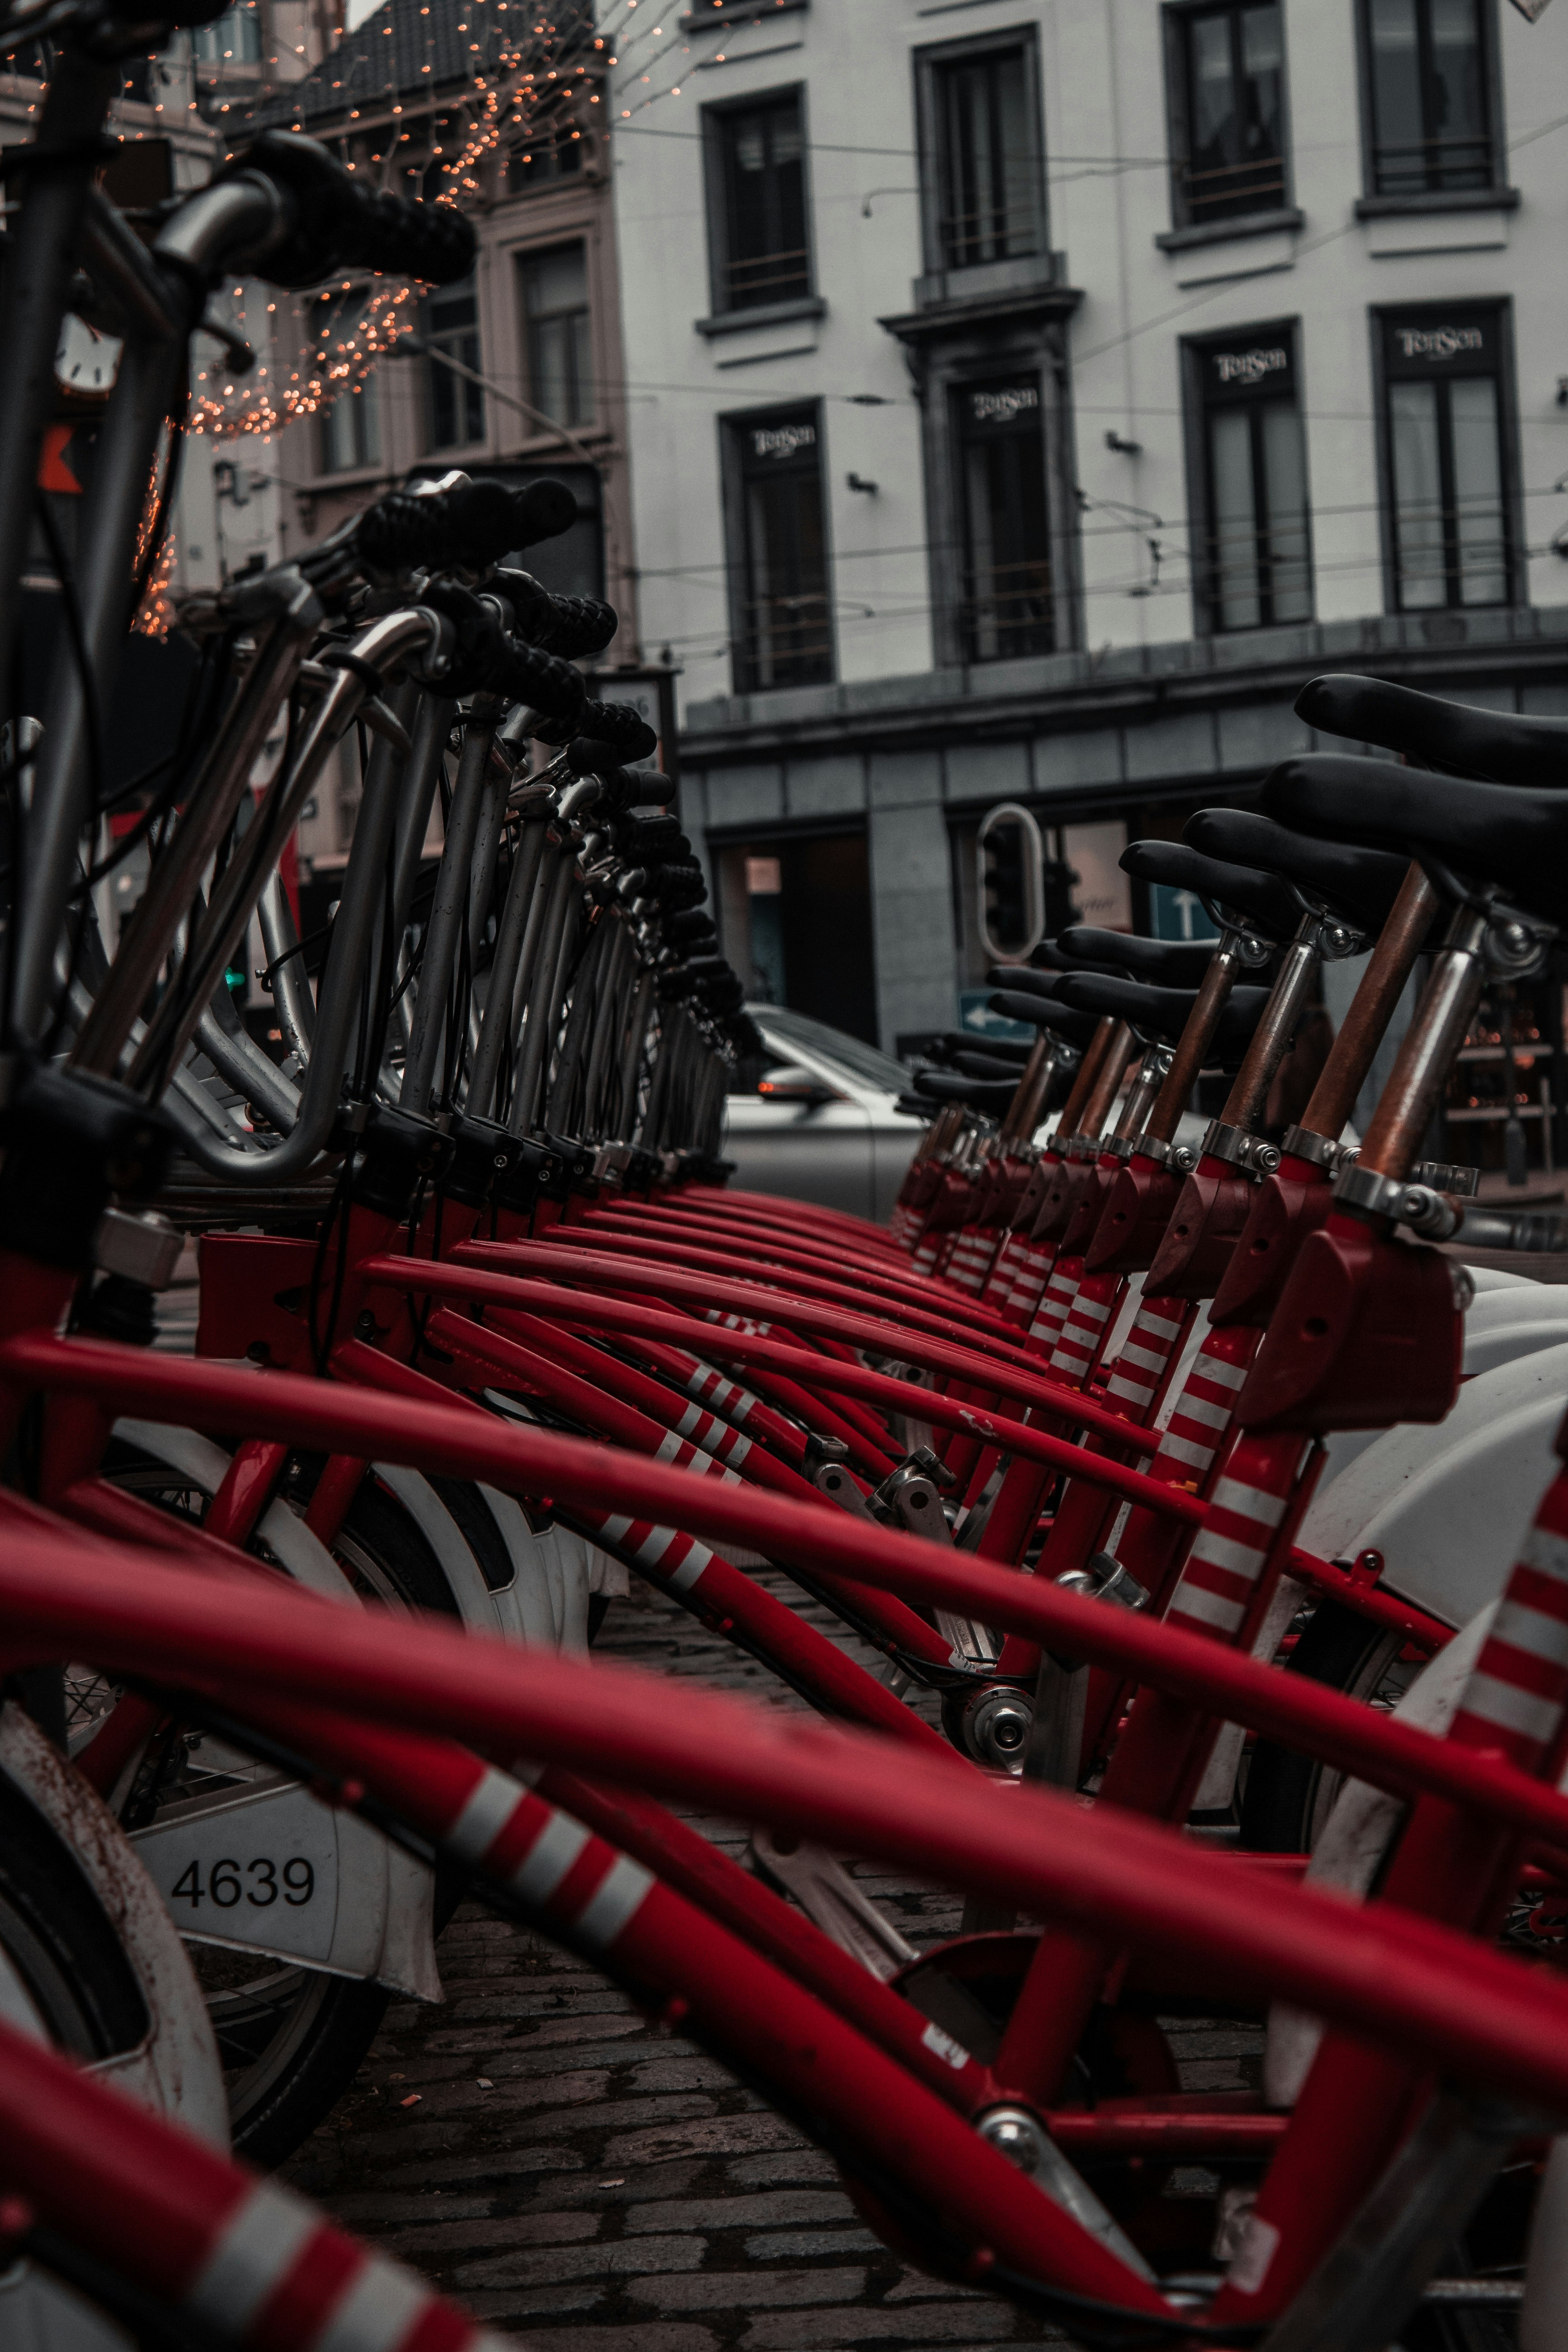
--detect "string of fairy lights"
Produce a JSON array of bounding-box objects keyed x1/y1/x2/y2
[
  {"x1": 91, "y1": 0, "x2": 735, "y2": 460},
  {"x1": 87, "y1": 0, "x2": 715, "y2": 617},
  {"x1": 128, "y1": 0, "x2": 602, "y2": 449}
]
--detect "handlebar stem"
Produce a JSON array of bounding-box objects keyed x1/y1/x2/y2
[
  {"x1": 401, "y1": 698, "x2": 501, "y2": 1115},
  {"x1": 467, "y1": 808, "x2": 551, "y2": 1121},
  {"x1": 256, "y1": 870, "x2": 316, "y2": 1064},
  {"x1": 0, "y1": 50, "x2": 119, "y2": 796}
]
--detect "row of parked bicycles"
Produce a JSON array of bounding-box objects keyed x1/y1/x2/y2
[{"x1": 5, "y1": 7, "x2": 1568, "y2": 2346}]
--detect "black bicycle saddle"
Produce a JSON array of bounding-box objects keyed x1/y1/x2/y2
[
  {"x1": 956, "y1": 1049, "x2": 1032, "y2": 1082},
  {"x1": 1122, "y1": 839, "x2": 1301, "y2": 943},
  {"x1": 1058, "y1": 928, "x2": 1218, "y2": 988},
  {"x1": 1262, "y1": 755, "x2": 1568, "y2": 930},
  {"x1": 987, "y1": 992, "x2": 1105, "y2": 1045},
  {"x1": 913, "y1": 1069, "x2": 1016, "y2": 1112},
  {"x1": 1054, "y1": 972, "x2": 1273, "y2": 1059},
  {"x1": 932, "y1": 1033, "x2": 1032, "y2": 1068},
  {"x1": 1297, "y1": 674, "x2": 1568, "y2": 789},
  {"x1": 1025, "y1": 939, "x2": 1124, "y2": 976},
  {"x1": 989, "y1": 966, "x2": 1073, "y2": 1002},
  {"x1": 1182, "y1": 808, "x2": 1411, "y2": 937}
]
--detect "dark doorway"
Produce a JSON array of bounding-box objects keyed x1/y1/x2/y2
[{"x1": 718, "y1": 828, "x2": 877, "y2": 1046}]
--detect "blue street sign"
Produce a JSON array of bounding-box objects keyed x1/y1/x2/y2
[
  {"x1": 1148, "y1": 883, "x2": 1220, "y2": 943},
  {"x1": 959, "y1": 987, "x2": 1033, "y2": 1043}
]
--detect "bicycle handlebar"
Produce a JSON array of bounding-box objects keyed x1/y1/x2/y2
[
  {"x1": 417, "y1": 582, "x2": 586, "y2": 724},
  {"x1": 218, "y1": 130, "x2": 477, "y2": 288},
  {"x1": 357, "y1": 477, "x2": 577, "y2": 577},
  {"x1": 494, "y1": 569, "x2": 617, "y2": 661},
  {"x1": 534, "y1": 698, "x2": 658, "y2": 756}
]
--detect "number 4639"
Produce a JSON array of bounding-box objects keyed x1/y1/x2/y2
[{"x1": 170, "y1": 1857, "x2": 315, "y2": 1909}]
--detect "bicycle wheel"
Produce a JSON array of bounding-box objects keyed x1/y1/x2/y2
[
  {"x1": 1238, "y1": 1600, "x2": 1422, "y2": 1854},
  {"x1": 81, "y1": 1438, "x2": 476, "y2": 2165},
  {"x1": 0, "y1": 1707, "x2": 225, "y2": 2349}
]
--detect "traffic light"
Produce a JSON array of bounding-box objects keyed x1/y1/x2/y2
[{"x1": 977, "y1": 802, "x2": 1044, "y2": 962}]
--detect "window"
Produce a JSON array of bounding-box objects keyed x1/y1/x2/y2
[
  {"x1": 519, "y1": 243, "x2": 592, "y2": 429},
  {"x1": 505, "y1": 125, "x2": 583, "y2": 195},
  {"x1": 1379, "y1": 307, "x2": 1512, "y2": 610},
  {"x1": 1169, "y1": 3, "x2": 1287, "y2": 225},
  {"x1": 708, "y1": 92, "x2": 810, "y2": 314},
  {"x1": 726, "y1": 408, "x2": 833, "y2": 693},
  {"x1": 1191, "y1": 327, "x2": 1311, "y2": 631},
  {"x1": 1363, "y1": 0, "x2": 1494, "y2": 196},
  {"x1": 425, "y1": 277, "x2": 484, "y2": 451},
  {"x1": 312, "y1": 287, "x2": 383, "y2": 475},
  {"x1": 931, "y1": 44, "x2": 1042, "y2": 270},
  {"x1": 194, "y1": 2, "x2": 261, "y2": 67},
  {"x1": 318, "y1": 380, "x2": 381, "y2": 475},
  {"x1": 956, "y1": 380, "x2": 1053, "y2": 662}
]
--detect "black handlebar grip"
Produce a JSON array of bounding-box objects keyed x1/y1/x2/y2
[
  {"x1": 353, "y1": 482, "x2": 499, "y2": 575},
  {"x1": 219, "y1": 131, "x2": 476, "y2": 289},
  {"x1": 441, "y1": 480, "x2": 523, "y2": 567},
  {"x1": 694, "y1": 972, "x2": 746, "y2": 1017},
  {"x1": 563, "y1": 737, "x2": 627, "y2": 777},
  {"x1": 339, "y1": 184, "x2": 476, "y2": 286},
  {"x1": 493, "y1": 568, "x2": 617, "y2": 658},
  {"x1": 538, "y1": 596, "x2": 618, "y2": 660},
  {"x1": 663, "y1": 908, "x2": 716, "y2": 947},
  {"x1": 357, "y1": 478, "x2": 577, "y2": 578},
  {"x1": 501, "y1": 481, "x2": 579, "y2": 555},
  {"x1": 627, "y1": 773, "x2": 678, "y2": 809},
  {"x1": 585, "y1": 701, "x2": 658, "y2": 759},
  {"x1": 535, "y1": 698, "x2": 658, "y2": 756},
  {"x1": 652, "y1": 872, "x2": 707, "y2": 913},
  {"x1": 494, "y1": 639, "x2": 588, "y2": 730},
  {"x1": 412, "y1": 579, "x2": 584, "y2": 724},
  {"x1": 621, "y1": 814, "x2": 684, "y2": 856}
]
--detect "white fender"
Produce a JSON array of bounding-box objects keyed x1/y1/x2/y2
[
  {"x1": 1466, "y1": 1263, "x2": 1542, "y2": 1294},
  {"x1": 0, "y1": 1705, "x2": 230, "y2": 2349},
  {"x1": 481, "y1": 1387, "x2": 621, "y2": 1644},
  {"x1": 472, "y1": 1482, "x2": 562, "y2": 1646},
  {"x1": 115, "y1": 1418, "x2": 355, "y2": 1605},
  {"x1": 109, "y1": 1422, "x2": 438, "y2": 2004},
  {"x1": 371, "y1": 1461, "x2": 507, "y2": 1629},
  {"x1": 1316, "y1": 1278, "x2": 1567, "y2": 1488},
  {"x1": 1523, "y1": 2137, "x2": 1568, "y2": 2351},
  {"x1": 1295, "y1": 1340, "x2": 1568, "y2": 1632},
  {"x1": 1262, "y1": 1605, "x2": 1497, "y2": 2107},
  {"x1": 1456, "y1": 1279, "x2": 1568, "y2": 1379}
]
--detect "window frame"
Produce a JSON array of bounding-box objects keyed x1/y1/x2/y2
[
  {"x1": 316, "y1": 381, "x2": 381, "y2": 478},
  {"x1": 516, "y1": 238, "x2": 594, "y2": 432},
  {"x1": 1353, "y1": 0, "x2": 1512, "y2": 212},
  {"x1": 952, "y1": 374, "x2": 1058, "y2": 665},
  {"x1": 719, "y1": 400, "x2": 836, "y2": 698},
  {"x1": 1370, "y1": 299, "x2": 1524, "y2": 615},
  {"x1": 1180, "y1": 315, "x2": 1314, "y2": 638},
  {"x1": 700, "y1": 81, "x2": 817, "y2": 323},
  {"x1": 310, "y1": 285, "x2": 386, "y2": 480},
  {"x1": 912, "y1": 24, "x2": 1048, "y2": 283},
  {"x1": 1160, "y1": 0, "x2": 1295, "y2": 239},
  {"x1": 504, "y1": 120, "x2": 586, "y2": 197},
  {"x1": 422, "y1": 274, "x2": 485, "y2": 454}
]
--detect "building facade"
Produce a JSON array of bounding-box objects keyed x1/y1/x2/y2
[{"x1": 610, "y1": 0, "x2": 1568, "y2": 1057}]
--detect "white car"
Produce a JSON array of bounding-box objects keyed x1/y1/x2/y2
[{"x1": 724, "y1": 1004, "x2": 928, "y2": 1221}]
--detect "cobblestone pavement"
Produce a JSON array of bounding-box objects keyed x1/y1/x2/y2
[{"x1": 281, "y1": 1572, "x2": 1260, "y2": 2352}]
